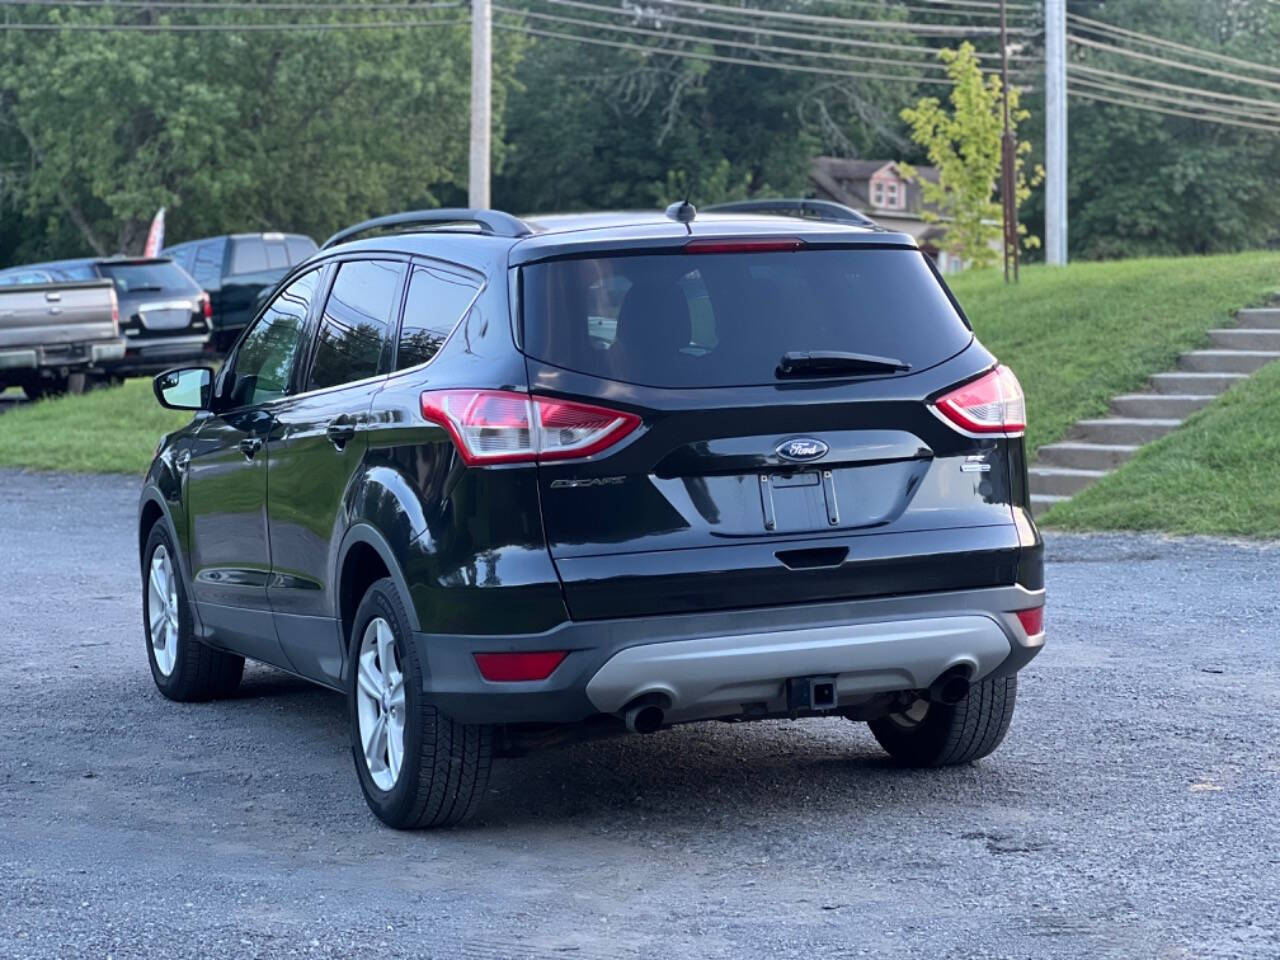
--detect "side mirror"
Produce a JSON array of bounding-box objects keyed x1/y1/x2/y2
[{"x1": 153, "y1": 366, "x2": 213, "y2": 411}]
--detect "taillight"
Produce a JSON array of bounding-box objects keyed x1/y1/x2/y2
[
  {"x1": 110, "y1": 289, "x2": 120, "y2": 329},
  {"x1": 199, "y1": 292, "x2": 212, "y2": 319},
  {"x1": 473, "y1": 651, "x2": 567, "y2": 682},
  {"x1": 1015, "y1": 607, "x2": 1044, "y2": 636},
  {"x1": 685, "y1": 238, "x2": 805, "y2": 254},
  {"x1": 933, "y1": 365, "x2": 1026, "y2": 436},
  {"x1": 420, "y1": 389, "x2": 641, "y2": 465}
]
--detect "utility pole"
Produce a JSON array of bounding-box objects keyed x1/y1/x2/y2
[
  {"x1": 468, "y1": 0, "x2": 491, "y2": 209},
  {"x1": 1045, "y1": 0, "x2": 1068, "y2": 265},
  {"x1": 999, "y1": 0, "x2": 1018, "y2": 283}
]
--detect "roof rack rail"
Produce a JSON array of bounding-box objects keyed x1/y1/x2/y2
[
  {"x1": 703, "y1": 199, "x2": 877, "y2": 228},
  {"x1": 322, "y1": 208, "x2": 533, "y2": 249}
]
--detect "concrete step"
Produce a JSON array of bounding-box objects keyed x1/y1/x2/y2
[
  {"x1": 1208, "y1": 328, "x2": 1280, "y2": 351},
  {"x1": 1037, "y1": 442, "x2": 1140, "y2": 471},
  {"x1": 1028, "y1": 466, "x2": 1108, "y2": 497},
  {"x1": 1150, "y1": 371, "x2": 1247, "y2": 395},
  {"x1": 1110, "y1": 393, "x2": 1216, "y2": 419},
  {"x1": 1030, "y1": 494, "x2": 1069, "y2": 518},
  {"x1": 1178, "y1": 349, "x2": 1280, "y2": 374},
  {"x1": 1073, "y1": 417, "x2": 1182, "y2": 445},
  {"x1": 1235, "y1": 308, "x2": 1280, "y2": 329}
]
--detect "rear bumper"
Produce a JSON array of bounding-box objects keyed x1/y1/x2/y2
[
  {"x1": 105, "y1": 333, "x2": 212, "y2": 375},
  {"x1": 415, "y1": 584, "x2": 1045, "y2": 725},
  {"x1": 0, "y1": 338, "x2": 126, "y2": 371}
]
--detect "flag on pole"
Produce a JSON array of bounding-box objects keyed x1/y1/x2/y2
[{"x1": 143, "y1": 207, "x2": 166, "y2": 257}]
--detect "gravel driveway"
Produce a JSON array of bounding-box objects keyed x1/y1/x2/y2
[{"x1": 1, "y1": 469, "x2": 1277, "y2": 959}]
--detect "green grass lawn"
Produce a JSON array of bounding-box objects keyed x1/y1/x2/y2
[
  {"x1": 948, "y1": 252, "x2": 1280, "y2": 457},
  {"x1": 0, "y1": 380, "x2": 190, "y2": 474},
  {"x1": 1043, "y1": 359, "x2": 1280, "y2": 537}
]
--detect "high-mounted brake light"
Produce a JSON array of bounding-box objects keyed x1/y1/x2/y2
[
  {"x1": 932, "y1": 365, "x2": 1026, "y2": 436},
  {"x1": 420, "y1": 389, "x2": 641, "y2": 465},
  {"x1": 473, "y1": 650, "x2": 567, "y2": 682},
  {"x1": 684, "y1": 238, "x2": 805, "y2": 254}
]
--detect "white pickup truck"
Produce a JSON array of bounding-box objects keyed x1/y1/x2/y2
[{"x1": 0, "y1": 276, "x2": 127, "y2": 399}]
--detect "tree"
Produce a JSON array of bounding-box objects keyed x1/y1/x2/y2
[{"x1": 899, "y1": 42, "x2": 1039, "y2": 270}]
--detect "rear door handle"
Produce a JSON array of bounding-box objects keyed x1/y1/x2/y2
[
  {"x1": 238, "y1": 437, "x2": 263, "y2": 460},
  {"x1": 325, "y1": 417, "x2": 357, "y2": 450}
]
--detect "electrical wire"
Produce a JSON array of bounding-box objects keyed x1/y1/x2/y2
[
  {"x1": 1071, "y1": 62, "x2": 1280, "y2": 116},
  {"x1": 495, "y1": 20, "x2": 963, "y2": 83},
  {"x1": 1069, "y1": 33, "x2": 1280, "y2": 95},
  {"x1": 0, "y1": 15, "x2": 464, "y2": 29},
  {"x1": 1068, "y1": 12, "x2": 1280, "y2": 80},
  {"x1": 1068, "y1": 85, "x2": 1280, "y2": 133},
  {"x1": 1070, "y1": 74, "x2": 1280, "y2": 125},
  {"x1": 517, "y1": 0, "x2": 1021, "y2": 61}
]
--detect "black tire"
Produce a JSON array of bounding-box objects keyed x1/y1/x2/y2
[
  {"x1": 22, "y1": 382, "x2": 47, "y2": 402},
  {"x1": 348, "y1": 578, "x2": 493, "y2": 829},
  {"x1": 868, "y1": 674, "x2": 1017, "y2": 767},
  {"x1": 142, "y1": 521, "x2": 244, "y2": 701}
]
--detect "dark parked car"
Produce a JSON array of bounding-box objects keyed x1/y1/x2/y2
[
  {"x1": 0, "y1": 256, "x2": 211, "y2": 378},
  {"x1": 139, "y1": 205, "x2": 1045, "y2": 829},
  {"x1": 163, "y1": 232, "x2": 317, "y2": 352}
]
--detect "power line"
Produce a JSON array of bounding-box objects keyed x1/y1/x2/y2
[
  {"x1": 1071, "y1": 62, "x2": 1280, "y2": 116},
  {"x1": 1069, "y1": 33, "x2": 1280, "y2": 95},
  {"x1": 519, "y1": 0, "x2": 1026, "y2": 61},
  {"x1": 0, "y1": 15, "x2": 464, "y2": 29},
  {"x1": 499, "y1": 5, "x2": 1035, "y2": 78},
  {"x1": 495, "y1": 20, "x2": 964, "y2": 82},
  {"x1": 804, "y1": 0, "x2": 1032, "y2": 20},
  {"x1": 1068, "y1": 12, "x2": 1280, "y2": 80},
  {"x1": 593, "y1": 0, "x2": 1032, "y2": 37},
  {"x1": 1069, "y1": 74, "x2": 1280, "y2": 126},
  {"x1": 1068, "y1": 85, "x2": 1280, "y2": 134}
]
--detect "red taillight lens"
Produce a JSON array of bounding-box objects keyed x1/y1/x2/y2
[
  {"x1": 200, "y1": 292, "x2": 213, "y2": 319},
  {"x1": 1015, "y1": 607, "x2": 1044, "y2": 636},
  {"x1": 110, "y1": 289, "x2": 120, "y2": 329},
  {"x1": 473, "y1": 651, "x2": 567, "y2": 682},
  {"x1": 933, "y1": 365, "x2": 1026, "y2": 435},
  {"x1": 685, "y1": 238, "x2": 805, "y2": 254},
  {"x1": 420, "y1": 389, "x2": 641, "y2": 465}
]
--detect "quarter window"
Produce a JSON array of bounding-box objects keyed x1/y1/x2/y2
[
  {"x1": 191, "y1": 240, "x2": 225, "y2": 288},
  {"x1": 307, "y1": 259, "x2": 406, "y2": 391},
  {"x1": 227, "y1": 268, "x2": 321, "y2": 407},
  {"x1": 395, "y1": 265, "x2": 479, "y2": 370}
]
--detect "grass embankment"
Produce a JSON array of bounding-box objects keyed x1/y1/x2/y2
[
  {"x1": 948, "y1": 252, "x2": 1280, "y2": 457},
  {"x1": 0, "y1": 380, "x2": 189, "y2": 474},
  {"x1": 1044, "y1": 360, "x2": 1280, "y2": 537}
]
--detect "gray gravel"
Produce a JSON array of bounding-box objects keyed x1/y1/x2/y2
[{"x1": 1, "y1": 468, "x2": 1278, "y2": 960}]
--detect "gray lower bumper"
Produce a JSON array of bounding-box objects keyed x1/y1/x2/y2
[{"x1": 415, "y1": 584, "x2": 1045, "y2": 726}]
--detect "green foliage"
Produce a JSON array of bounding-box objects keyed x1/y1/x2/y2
[
  {"x1": 899, "y1": 43, "x2": 1039, "y2": 270},
  {"x1": 1044, "y1": 359, "x2": 1280, "y2": 537},
  {"x1": 948, "y1": 252, "x2": 1280, "y2": 456}
]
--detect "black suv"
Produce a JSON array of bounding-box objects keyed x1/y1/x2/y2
[
  {"x1": 3, "y1": 256, "x2": 212, "y2": 377},
  {"x1": 163, "y1": 232, "x2": 318, "y2": 352},
  {"x1": 140, "y1": 206, "x2": 1045, "y2": 829}
]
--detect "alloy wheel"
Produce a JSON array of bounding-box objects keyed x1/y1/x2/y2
[
  {"x1": 355, "y1": 617, "x2": 407, "y2": 791},
  {"x1": 147, "y1": 545, "x2": 180, "y2": 676}
]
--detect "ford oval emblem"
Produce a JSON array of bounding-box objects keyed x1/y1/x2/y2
[{"x1": 776, "y1": 437, "x2": 829, "y2": 462}]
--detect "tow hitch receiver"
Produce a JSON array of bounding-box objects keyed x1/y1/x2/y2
[{"x1": 787, "y1": 675, "x2": 839, "y2": 711}]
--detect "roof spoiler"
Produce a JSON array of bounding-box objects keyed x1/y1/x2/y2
[
  {"x1": 322, "y1": 208, "x2": 533, "y2": 249},
  {"x1": 703, "y1": 199, "x2": 878, "y2": 228}
]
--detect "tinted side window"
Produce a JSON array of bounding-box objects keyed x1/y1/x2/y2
[
  {"x1": 230, "y1": 237, "x2": 268, "y2": 275},
  {"x1": 306, "y1": 260, "x2": 405, "y2": 391},
  {"x1": 166, "y1": 245, "x2": 193, "y2": 272},
  {"x1": 228, "y1": 268, "x2": 321, "y2": 407},
  {"x1": 192, "y1": 240, "x2": 225, "y2": 288},
  {"x1": 395, "y1": 265, "x2": 479, "y2": 370}
]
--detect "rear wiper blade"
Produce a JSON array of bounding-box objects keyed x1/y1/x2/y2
[{"x1": 776, "y1": 350, "x2": 911, "y2": 378}]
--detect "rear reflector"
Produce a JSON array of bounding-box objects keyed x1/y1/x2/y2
[
  {"x1": 684, "y1": 238, "x2": 805, "y2": 254},
  {"x1": 933, "y1": 364, "x2": 1026, "y2": 435},
  {"x1": 420, "y1": 389, "x2": 641, "y2": 465},
  {"x1": 473, "y1": 651, "x2": 567, "y2": 682},
  {"x1": 1014, "y1": 607, "x2": 1044, "y2": 636}
]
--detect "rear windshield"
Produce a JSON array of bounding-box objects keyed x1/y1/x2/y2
[
  {"x1": 520, "y1": 248, "x2": 971, "y2": 388},
  {"x1": 98, "y1": 260, "x2": 194, "y2": 294}
]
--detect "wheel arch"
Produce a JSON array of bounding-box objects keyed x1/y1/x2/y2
[
  {"x1": 336, "y1": 523, "x2": 422, "y2": 650},
  {"x1": 138, "y1": 487, "x2": 194, "y2": 590}
]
